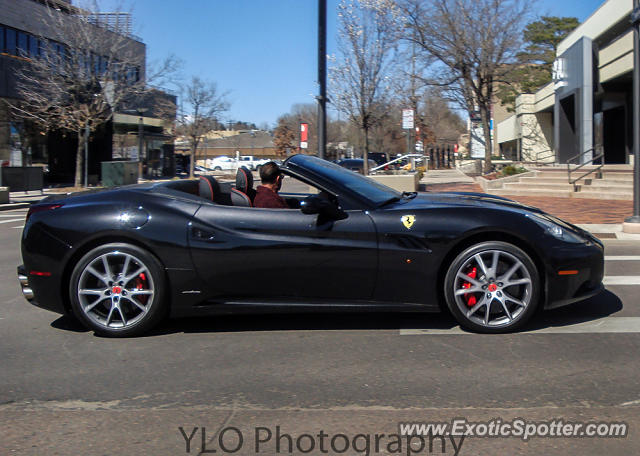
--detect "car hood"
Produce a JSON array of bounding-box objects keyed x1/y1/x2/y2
[{"x1": 393, "y1": 191, "x2": 545, "y2": 214}]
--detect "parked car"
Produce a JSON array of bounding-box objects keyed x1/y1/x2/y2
[
  {"x1": 238, "y1": 156, "x2": 270, "y2": 171},
  {"x1": 337, "y1": 158, "x2": 379, "y2": 174},
  {"x1": 367, "y1": 152, "x2": 390, "y2": 167},
  {"x1": 206, "y1": 156, "x2": 238, "y2": 171},
  {"x1": 18, "y1": 154, "x2": 604, "y2": 337}
]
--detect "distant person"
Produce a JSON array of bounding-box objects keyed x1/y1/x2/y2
[{"x1": 254, "y1": 162, "x2": 290, "y2": 209}]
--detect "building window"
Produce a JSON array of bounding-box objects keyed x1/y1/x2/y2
[
  {"x1": 0, "y1": 26, "x2": 4, "y2": 53},
  {"x1": 5, "y1": 28, "x2": 16, "y2": 55},
  {"x1": 29, "y1": 35, "x2": 39, "y2": 58},
  {"x1": 17, "y1": 31, "x2": 28, "y2": 57}
]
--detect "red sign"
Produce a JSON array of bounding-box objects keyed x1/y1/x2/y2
[{"x1": 300, "y1": 123, "x2": 308, "y2": 149}]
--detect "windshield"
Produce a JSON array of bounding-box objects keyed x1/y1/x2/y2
[{"x1": 286, "y1": 155, "x2": 402, "y2": 206}]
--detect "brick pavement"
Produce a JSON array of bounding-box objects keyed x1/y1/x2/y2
[{"x1": 425, "y1": 183, "x2": 633, "y2": 224}]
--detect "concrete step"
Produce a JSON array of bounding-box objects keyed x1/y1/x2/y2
[
  {"x1": 491, "y1": 189, "x2": 632, "y2": 200},
  {"x1": 519, "y1": 177, "x2": 572, "y2": 184},
  {"x1": 579, "y1": 187, "x2": 632, "y2": 195},
  {"x1": 503, "y1": 182, "x2": 574, "y2": 191},
  {"x1": 570, "y1": 180, "x2": 633, "y2": 188}
]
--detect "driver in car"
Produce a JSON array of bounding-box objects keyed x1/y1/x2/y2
[{"x1": 254, "y1": 162, "x2": 291, "y2": 209}]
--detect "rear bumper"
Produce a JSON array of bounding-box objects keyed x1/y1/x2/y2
[
  {"x1": 17, "y1": 265, "x2": 34, "y2": 301},
  {"x1": 17, "y1": 265, "x2": 66, "y2": 314}
]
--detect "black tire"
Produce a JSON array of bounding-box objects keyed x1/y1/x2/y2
[
  {"x1": 444, "y1": 241, "x2": 540, "y2": 333},
  {"x1": 214, "y1": 166, "x2": 222, "y2": 171},
  {"x1": 69, "y1": 243, "x2": 167, "y2": 337}
]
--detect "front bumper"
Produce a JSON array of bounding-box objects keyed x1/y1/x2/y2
[{"x1": 544, "y1": 238, "x2": 605, "y2": 309}]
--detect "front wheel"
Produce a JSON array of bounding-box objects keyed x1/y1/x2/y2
[
  {"x1": 444, "y1": 241, "x2": 540, "y2": 333},
  {"x1": 69, "y1": 243, "x2": 167, "y2": 337}
]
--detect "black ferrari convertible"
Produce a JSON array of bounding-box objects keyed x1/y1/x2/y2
[{"x1": 18, "y1": 155, "x2": 604, "y2": 336}]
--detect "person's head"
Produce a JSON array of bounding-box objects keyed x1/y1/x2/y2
[{"x1": 259, "y1": 162, "x2": 283, "y2": 191}]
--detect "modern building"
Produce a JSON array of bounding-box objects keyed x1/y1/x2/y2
[
  {"x1": 498, "y1": 0, "x2": 636, "y2": 165},
  {"x1": 0, "y1": 0, "x2": 175, "y2": 184}
]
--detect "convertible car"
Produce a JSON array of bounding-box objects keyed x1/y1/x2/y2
[{"x1": 18, "y1": 155, "x2": 604, "y2": 336}]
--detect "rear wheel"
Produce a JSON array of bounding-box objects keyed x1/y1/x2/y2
[
  {"x1": 444, "y1": 241, "x2": 540, "y2": 333},
  {"x1": 69, "y1": 243, "x2": 166, "y2": 337}
]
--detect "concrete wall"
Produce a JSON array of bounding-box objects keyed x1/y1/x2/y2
[
  {"x1": 599, "y1": 30, "x2": 633, "y2": 83},
  {"x1": 369, "y1": 173, "x2": 419, "y2": 192},
  {"x1": 496, "y1": 94, "x2": 554, "y2": 162},
  {"x1": 557, "y1": 0, "x2": 632, "y2": 55}
]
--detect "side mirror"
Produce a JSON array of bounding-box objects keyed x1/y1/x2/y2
[{"x1": 300, "y1": 195, "x2": 347, "y2": 221}]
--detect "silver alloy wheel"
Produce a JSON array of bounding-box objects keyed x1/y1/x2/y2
[
  {"x1": 77, "y1": 251, "x2": 155, "y2": 330},
  {"x1": 453, "y1": 249, "x2": 532, "y2": 328}
]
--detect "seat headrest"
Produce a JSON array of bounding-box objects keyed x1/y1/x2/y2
[
  {"x1": 230, "y1": 188, "x2": 252, "y2": 207},
  {"x1": 198, "y1": 175, "x2": 220, "y2": 201},
  {"x1": 235, "y1": 166, "x2": 253, "y2": 193}
]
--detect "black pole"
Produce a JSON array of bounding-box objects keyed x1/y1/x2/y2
[
  {"x1": 628, "y1": 0, "x2": 640, "y2": 224},
  {"x1": 317, "y1": 0, "x2": 327, "y2": 160}
]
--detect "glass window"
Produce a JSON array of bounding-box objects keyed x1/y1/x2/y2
[
  {"x1": 17, "y1": 31, "x2": 28, "y2": 57},
  {"x1": 29, "y1": 35, "x2": 38, "y2": 57},
  {"x1": 286, "y1": 155, "x2": 401, "y2": 206},
  {"x1": 5, "y1": 28, "x2": 16, "y2": 55},
  {"x1": 0, "y1": 26, "x2": 5, "y2": 53},
  {"x1": 38, "y1": 39, "x2": 47, "y2": 58}
]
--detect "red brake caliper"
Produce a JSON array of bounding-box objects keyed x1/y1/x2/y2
[
  {"x1": 134, "y1": 273, "x2": 149, "y2": 305},
  {"x1": 462, "y1": 267, "x2": 477, "y2": 307}
]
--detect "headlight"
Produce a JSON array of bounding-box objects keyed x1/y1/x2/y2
[{"x1": 526, "y1": 213, "x2": 586, "y2": 243}]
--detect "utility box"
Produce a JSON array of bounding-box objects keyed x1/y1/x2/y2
[{"x1": 101, "y1": 161, "x2": 139, "y2": 187}]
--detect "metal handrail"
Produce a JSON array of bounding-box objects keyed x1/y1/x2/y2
[
  {"x1": 566, "y1": 147, "x2": 604, "y2": 189},
  {"x1": 370, "y1": 154, "x2": 425, "y2": 172}
]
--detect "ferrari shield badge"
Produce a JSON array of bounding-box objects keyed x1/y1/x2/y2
[{"x1": 401, "y1": 215, "x2": 416, "y2": 230}]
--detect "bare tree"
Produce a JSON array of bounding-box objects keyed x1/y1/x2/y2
[
  {"x1": 9, "y1": 0, "x2": 176, "y2": 186},
  {"x1": 272, "y1": 118, "x2": 296, "y2": 158},
  {"x1": 400, "y1": 0, "x2": 531, "y2": 171},
  {"x1": 330, "y1": 0, "x2": 400, "y2": 175},
  {"x1": 177, "y1": 76, "x2": 229, "y2": 178},
  {"x1": 420, "y1": 88, "x2": 466, "y2": 144}
]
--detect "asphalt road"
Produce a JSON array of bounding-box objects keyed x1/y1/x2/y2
[{"x1": 1, "y1": 207, "x2": 639, "y2": 455}]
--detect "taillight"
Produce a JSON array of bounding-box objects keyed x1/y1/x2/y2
[{"x1": 26, "y1": 204, "x2": 63, "y2": 221}]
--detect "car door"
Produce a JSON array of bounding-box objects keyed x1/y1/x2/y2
[{"x1": 188, "y1": 204, "x2": 378, "y2": 301}]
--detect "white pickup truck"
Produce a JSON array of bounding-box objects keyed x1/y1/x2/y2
[{"x1": 237, "y1": 156, "x2": 270, "y2": 171}]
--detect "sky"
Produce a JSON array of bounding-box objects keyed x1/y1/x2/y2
[{"x1": 97, "y1": 0, "x2": 606, "y2": 127}]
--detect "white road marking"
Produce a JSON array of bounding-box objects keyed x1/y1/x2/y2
[
  {"x1": 400, "y1": 317, "x2": 640, "y2": 335},
  {"x1": 603, "y1": 276, "x2": 640, "y2": 285},
  {"x1": 0, "y1": 219, "x2": 24, "y2": 224},
  {"x1": 0, "y1": 214, "x2": 26, "y2": 217},
  {"x1": 12, "y1": 226, "x2": 24, "y2": 229},
  {"x1": 606, "y1": 256, "x2": 640, "y2": 261}
]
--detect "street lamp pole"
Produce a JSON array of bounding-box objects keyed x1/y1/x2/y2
[
  {"x1": 317, "y1": 0, "x2": 327, "y2": 160},
  {"x1": 625, "y1": 0, "x2": 640, "y2": 230},
  {"x1": 137, "y1": 108, "x2": 147, "y2": 179},
  {"x1": 84, "y1": 123, "x2": 89, "y2": 187}
]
